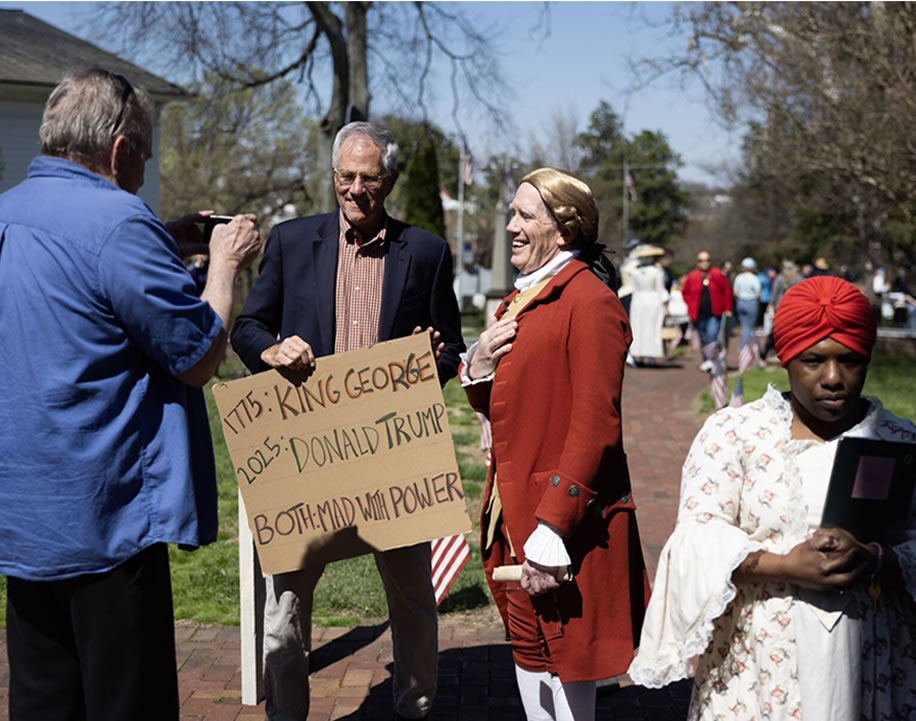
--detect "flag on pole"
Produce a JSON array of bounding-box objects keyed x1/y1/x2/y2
[
  {"x1": 705, "y1": 340, "x2": 729, "y2": 410},
  {"x1": 729, "y1": 375, "x2": 745, "y2": 407},
  {"x1": 504, "y1": 167, "x2": 517, "y2": 212},
  {"x1": 711, "y1": 365, "x2": 729, "y2": 410},
  {"x1": 752, "y1": 336, "x2": 764, "y2": 367},
  {"x1": 702, "y1": 340, "x2": 718, "y2": 365},
  {"x1": 625, "y1": 172, "x2": 638, "y2": 202},
  {"x1": 431, "y1": 534, "x2": 471, "y2": 605},
  {"x1": 669, "y1": 325, "x2": 684, "y2": 353},
  {"x1": 738, "y1": 342, "x2": 754, "y2": 375},
  {"x1": 461, "y1": 148, "x2": 473, "y2": 186}
]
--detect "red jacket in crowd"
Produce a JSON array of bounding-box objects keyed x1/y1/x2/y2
[{"x1": 681, "y1": 266, "x2": 733, "y2": 322}]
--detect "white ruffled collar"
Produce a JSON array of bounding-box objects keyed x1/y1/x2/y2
[
  {"x1": 514, "y1": 249, "x2": 580, "y2": 291},
  {"x1": 762, "y1": 384, "x2": 883, "y2": 445}
]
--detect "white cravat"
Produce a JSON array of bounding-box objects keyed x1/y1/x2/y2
[{"x1": 514, "y1": 249, "x2": 579, "y2": 291}]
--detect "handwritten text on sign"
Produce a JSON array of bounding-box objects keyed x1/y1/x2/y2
[{"x1": 211, "y1": 334, "x2": 471, "y2": 576}]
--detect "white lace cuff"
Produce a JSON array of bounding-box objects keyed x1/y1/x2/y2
[
  {"x1": 459, "y1": 342, "x2": 493, "y2": 386},
  {"x1": 523, "y1": 522, "x2": 571, "y2": 567},
  {"x1": 627, "y1": 522, "x2": 765, "y2": 689}
]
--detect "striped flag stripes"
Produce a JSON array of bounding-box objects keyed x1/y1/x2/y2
[
  {"x1": 752, "y1": 337, "x2": 764, "y2": 367},
  {"x1": 711, "y1": 373, "x2": 729, "y2": 409},
  {"x1": 729, "y1": 375, "x2": 745, "y2": 407},
  {"x1": 669, "y1": 326, "x2": 685, "y2": 353},
  {"x1": 711, "y1": 366, "x2": 729, "y2": 409},
  {"x1": 705, "y1": 340, "x2": 729, "y2": 410},
  {"x1": 702, "y1": 340, "x2": 718, "y2": 362},
  {"x1": 431, "y1": 534, "x2": 471, "y2": 605},
  {"x1": 738, "y1": 342, "x2": 754, "y2": 374}
]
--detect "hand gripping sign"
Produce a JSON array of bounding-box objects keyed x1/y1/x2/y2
[{"x1": 212, "y1": 334, "x2": 472, "y2": 576}]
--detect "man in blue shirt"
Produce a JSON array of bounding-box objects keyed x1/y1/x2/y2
[{"x1": 0, "y1": 69, "x2": 261, "y2": 721}]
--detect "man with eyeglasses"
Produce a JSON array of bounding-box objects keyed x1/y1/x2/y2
[
  {"x1": 0, "y1": 69, "x2": 262, "y2": 720},
  {"x1": 231, "y1": 120, "x2": 464, "y2": 721},
  {"x1": 681, "y1": 251, "x2": 733, "y2": 371}
]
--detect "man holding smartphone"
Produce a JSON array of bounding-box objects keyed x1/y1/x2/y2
[{"x1": 0, "y1": 69, "x2": 261, "y2": 721}]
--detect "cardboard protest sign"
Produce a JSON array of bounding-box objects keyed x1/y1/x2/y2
[{"x1": 212, "y1": 334, "x2": 471, "y2": 576}]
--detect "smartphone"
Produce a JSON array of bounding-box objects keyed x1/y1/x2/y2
[{"x1": 202, "y1": 215, "x2": 234, "y2": 243}]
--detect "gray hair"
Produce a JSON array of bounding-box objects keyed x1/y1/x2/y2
[
  {"x1": 39, "y1": 68, "x2": 153, "y2": 174},
  {"x1": 332, "y1": 121, "x2": 399, "y2": 176}
]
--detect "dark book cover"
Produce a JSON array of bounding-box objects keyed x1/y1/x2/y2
[{"x1": 820, "y1": 437, "x2": 916, "y2": 543}]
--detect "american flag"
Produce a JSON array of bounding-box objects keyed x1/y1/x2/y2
[
  {"x1": 430, "y1": 534, "x2": 471, "y2": 605},
  {"x1": 738, "y1": 342, "x2": 754, "y2": 375},
  {"x1": 461, "y1": 148, "x2": 474, "y2": 186},
  {"x1": 729, "y1": 375, "x2": 745, "y2": 407},
  {"x1": 668, "y1": 325, "x2": 684, "y2": 353},
  {"x1": 711, "y1": 366, "x2": 729, "y2": 410},
  {"x1": 504, "y1": 167, "x2": 517, "y2": 211},
  {"x1": 704, "y1": 341, "x2": 729, "y2": 410},
  {"x1": 702, "y1": 341, "x2": 718, "y2": 366},
  {"x1": 625, "y1": 172, "x2": 638, "y2": 202},
  {"x1": 752, "y1": 337, "x2": 763, "y2": 367}
]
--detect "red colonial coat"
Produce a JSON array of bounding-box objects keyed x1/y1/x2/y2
[{"x1": 463, "y1": 260, "x2": 650, "y2": 682}]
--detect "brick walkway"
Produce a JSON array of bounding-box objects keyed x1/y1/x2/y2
[{"x1": 0, "y1": 349, "x2": 713, "y2": 721}]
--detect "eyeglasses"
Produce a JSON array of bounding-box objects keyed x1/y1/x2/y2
[
  {"x1": 697, "y1": 257, "x2": 711, "y2": 264},
  {"x1": 111, "y1": 73, "x2": 135, "y2": 137},
  {"x1": 334, "y1": 169, "x2": 386, "y2": 190}
]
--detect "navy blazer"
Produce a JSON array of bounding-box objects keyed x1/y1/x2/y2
[{"x1": 231, "y1": 212, "x2": 465, "y2": 384}]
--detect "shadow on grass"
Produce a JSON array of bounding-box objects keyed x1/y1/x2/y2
[{"x1": 438, "y1": 585, "x2": 490, "y2": 614}]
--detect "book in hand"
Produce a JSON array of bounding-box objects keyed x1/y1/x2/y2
[{"x1": 820, "y1": 437, "x2": 916, "y2": 543}]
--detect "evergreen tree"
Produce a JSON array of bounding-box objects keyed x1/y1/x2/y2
[
  {"x1": 404, "y1": 132, "x2": 446, "y2": 239},
  {"x1": 626, "y1": 130, "x2": 688, "y2": 247},
  {"x1": 575, "y1": 100, "x2": 687, "y2": 248}
]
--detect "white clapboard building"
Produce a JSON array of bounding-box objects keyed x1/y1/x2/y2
[{"x1": 0, "y1": 9, "x2": 187, "y2": 215}]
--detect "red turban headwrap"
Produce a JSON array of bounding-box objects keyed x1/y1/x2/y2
[{"x1": 773, "y1": 276, "x2": 876, "y2": 366}]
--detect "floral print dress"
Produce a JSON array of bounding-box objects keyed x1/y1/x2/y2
[{"x1": 628, "y1": 386, "x2": 916, "y2": 720}]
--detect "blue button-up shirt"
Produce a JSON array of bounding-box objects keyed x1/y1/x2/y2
[{"x1": 0, "y1": 157, "x2": 221, "y2": 580}]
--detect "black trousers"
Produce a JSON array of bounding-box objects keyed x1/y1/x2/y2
[{"x1": 6, "y1": 543, "x2": 179, "y2": 721}]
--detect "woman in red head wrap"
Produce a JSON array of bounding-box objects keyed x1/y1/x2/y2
[
  {"x1": 774, "y1": 274, "x2": 877, "y2": 366},
  {"x1": 773, "y1": 275, "x2": 877, "y2": 440},
  {"x1": 630, "y1": 277, "x2": 916, "y2": 720}
]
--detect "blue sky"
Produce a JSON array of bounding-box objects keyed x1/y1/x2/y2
[{"x1": 3, "y1": 1, "x2": 741, "y2": 186}]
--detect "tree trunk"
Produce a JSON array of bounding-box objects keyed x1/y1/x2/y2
[
  {"x1": 345, "y1": 2, "x2": 371, "y2": 122},
  {"x1": 308, "y1": 1, "x2": 351, "y2": 210}
]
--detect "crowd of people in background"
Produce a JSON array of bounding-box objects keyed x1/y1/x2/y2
[{"x1": 614, "y1": 245, "x2": 916, "y2": 369}]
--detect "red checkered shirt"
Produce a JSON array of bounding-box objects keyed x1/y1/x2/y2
[{"x1": 334, "y1": 210, "x2": 388, "y2": 354}]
